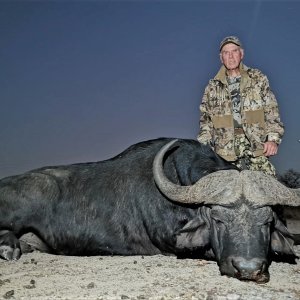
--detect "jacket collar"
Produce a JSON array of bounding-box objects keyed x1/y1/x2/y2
[{"x1": 214, "y1": 62, "x2": 249, "y2": 84}]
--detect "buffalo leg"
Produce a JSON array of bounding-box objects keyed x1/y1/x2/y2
[
  {"x1": 19, "y1": 232, "x2": 50, "y2": 254},
  {"x1": 0, "y1": 230, "x2": 21, "y2": 260}
]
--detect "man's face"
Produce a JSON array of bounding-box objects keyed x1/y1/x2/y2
[{"x1": 220, "y1": 43, "x2": 244, "y2": 71}]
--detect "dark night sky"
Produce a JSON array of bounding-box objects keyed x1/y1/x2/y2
[{"x1": 1, "y1": 0, "x2": 299, "y2": 178}]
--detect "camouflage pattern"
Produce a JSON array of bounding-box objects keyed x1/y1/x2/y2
[
  {"x1": 232, "y1": 133, "x2": 276, "y2": 177},
  {"x1": 227, "y1": 76, "x2": 242, "y2": 127},
  {"x1": 220, "y1": 36, "x2": 242, "y2": 51},
  {"x1": 197, "y1": 63, "x2": 284, "y2": 162}
]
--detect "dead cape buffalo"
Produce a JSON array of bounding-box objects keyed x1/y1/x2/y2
[{"x1": 0, "y1": 138, "x2": 299, "y2": 283}]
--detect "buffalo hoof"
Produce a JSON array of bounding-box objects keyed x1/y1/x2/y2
[
  {"x1": 0, "y1": 230, "x2": 21, "y2": 261},
  {"x1": 20, "y1": 232, "x2": 50, "y2": 254},
  {"x1": 0, "y1": 245, "x2": 21, "y2": 260}
]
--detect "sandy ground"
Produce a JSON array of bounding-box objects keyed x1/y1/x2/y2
[{"x1": 0, "y1": 247, "x2": 299, "y2": 300}]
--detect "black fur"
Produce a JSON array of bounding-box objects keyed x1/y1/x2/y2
[{"x1": 0, "y1": 138, "x2": 233, "y2": 258}]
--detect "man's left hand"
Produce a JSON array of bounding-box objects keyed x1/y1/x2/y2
[{"x1": 263, "y1": 141, "x2": 278, "y2": 157}]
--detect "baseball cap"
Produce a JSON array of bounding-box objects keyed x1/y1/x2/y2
[{"x1": 220, "y1": 36, "x2": 242, "y2": 51}]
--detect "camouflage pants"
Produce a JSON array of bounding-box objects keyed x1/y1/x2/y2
[{"x1": 232, "y1": 134, "x2": 276, "y2": 177}]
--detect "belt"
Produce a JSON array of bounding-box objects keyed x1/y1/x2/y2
[{"x1": 234, "y1": 128, "x2": 244, "y2": 134}]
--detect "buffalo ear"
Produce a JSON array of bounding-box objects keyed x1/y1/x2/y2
[
  {"x1": 176, "y1": 218, "x2": 210, "y2": 249},
  {"x1": 176, "y1": 215, "x2": 210, "y2": 250},
  {"x1": 271, "y1": 213, "x2": 297, "y2": 258}
]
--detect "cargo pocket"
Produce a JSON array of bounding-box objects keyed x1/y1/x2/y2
[
  {"x1": 211, "y1": 115, "x2": 234, "y2": 149},
  {"x1": 244, "y1": 109, "x2": 266, "y2": 149},
  {"x1": 244, "y1": 109, "x2": 265, "y2": 126},
  {"x1": 212, "y1": 115, "x2": 233, "y2": 129}
]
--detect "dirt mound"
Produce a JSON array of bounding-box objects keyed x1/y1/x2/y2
[{"x1": 1, "y1": 247, "x2": 300, "y2": 300}]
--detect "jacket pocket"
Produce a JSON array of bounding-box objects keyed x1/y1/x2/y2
[
  {"x1": 244, "y1": 109, "x2": 266, "y2": 151},
  {"x1": 212, "y1": 115, "x2": 233, "y2": 129},
  {"x1": 244, "y1": 109, "x2": 265, "y2": 126}
]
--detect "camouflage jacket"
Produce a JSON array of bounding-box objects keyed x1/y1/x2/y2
[{"x1": 197, "y1": 63, "x2": 284, "y2": 161}]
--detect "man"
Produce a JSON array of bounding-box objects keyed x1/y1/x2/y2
[{"x1": 197, "y1": 36, "x2": 284, "y2": 176}]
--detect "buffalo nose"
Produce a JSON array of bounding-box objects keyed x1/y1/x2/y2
[{"x1": 232, "y1": 257, "x2": 267, "y2": 281}]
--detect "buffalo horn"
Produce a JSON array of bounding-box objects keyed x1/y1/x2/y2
[
  {"x1": 242, "y1": 170, "x2": 300, "y2": 207},
  {"x1": 153, "y1": 140, "x2": 242, "y2": 205}
]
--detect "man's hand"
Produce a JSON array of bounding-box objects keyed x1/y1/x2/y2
[{"x1": 263, "y1": 141, "x2": 278, "y2": 157}]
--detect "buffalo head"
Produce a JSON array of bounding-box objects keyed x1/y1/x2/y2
[{"x1": 153, "y1": 140, "x2": 300, "y2": 283}]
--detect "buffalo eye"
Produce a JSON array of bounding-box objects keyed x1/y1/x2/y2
[
  {"x1": 257, "y1": 215, "x2": 273, "y2": 227},
  {"x1": 212, "y1": 217, "x2": 224, "y2": 224},
  {"x1": 255, "y1": 207, "x2": 273, "y2": 226},
  {"x1": 211, "y1": 216, "x2": 226, "y2": 233},
  {"x1": 210, "y1": 210, "x2": 227, "y2": 224}
]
